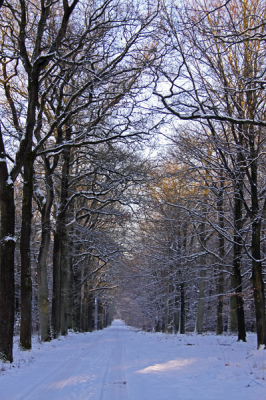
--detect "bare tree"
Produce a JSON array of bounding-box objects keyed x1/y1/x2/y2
[
  {"x1": 156, "y1": 0, "x2": 266, "y2": 346},
  {"x1": 0, "y1": 0, "x2": 159, "y2": 359}
]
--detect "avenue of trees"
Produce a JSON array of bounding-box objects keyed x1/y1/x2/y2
[
  {"x1": 0, "y1": 0, "x2": 159, "y2": 362},
  {"x1": 1, "y1": 0, "x2": 266, "y2": 363},
  {"x1": 119, "y1": 0, "x2": 266, "y2": 347}
]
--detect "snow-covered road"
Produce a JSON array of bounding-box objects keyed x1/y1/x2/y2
[
  {"x1": 1, "y1": 321, "x2": 129, "y2": 400},
  {"x1": 1, "y1": 320, "x2": 266, "y2": 400}
]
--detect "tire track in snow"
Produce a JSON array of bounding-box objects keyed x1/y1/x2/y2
[
  {"x1": 13, "y1": 334, "x2": 112, "y2": 400},
  {"x1": 99, "y1": 324, "x2": 129, "y2": 400},
  {"x1": 1, "y1": 321, "x2": 131, "y2": 400}
]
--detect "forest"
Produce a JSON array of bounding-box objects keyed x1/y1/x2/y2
[{"x1": 0, "y1": 0, "x2": 266, "y2": 364}]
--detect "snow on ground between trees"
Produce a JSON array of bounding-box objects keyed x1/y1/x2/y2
[{"x1": 0, "y1": 320, "x2": 265, "y2": 400}]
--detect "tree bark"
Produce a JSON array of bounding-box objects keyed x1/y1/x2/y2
[
  {"x1": 81, "y1": 280, "x2": 89, "y2": 332},
  {"x1": 249, "y1": 132, "x2": 266, "y2": 347},
  {"x1": 60, "y1": 231, "x2": 73, "y2": 335},
  {"x1": 20, "y1": 152, "x2": 34, "y2": 350},
  {"x1": 19, "y1": 64, "x2": 40, "y2": 350},
  {"x1": 233, "y1": 238, "x2": 246, "y2": 341},
  {"x1": 180, "y1": 282, "x2": 185, "y2": 334},
  {"x1": 173, "y1": 294, "x2": 179, "y2": 333},
  {"x1": 196, "y1": 209, "x2": 207, "y2": 334},
  {"x1": 51, "y1": 224, "x2": 62, "y2": 338},
  {"x1": 94, "y1": 296, "x2": 98, "y2": 331},
  {"x1": 81, "y1": 289, "x2": 94, "y2": 332},
  {"x1": 0, "y1": 128, "x2": 15, "y2": 362},
  {"x1": 231, "y1": 188, "x2": 246, "y2": 341},
  {"x1": 52, "y1": 135, "x2": 71, "y2": 337},
  {"x1": 60, "y1": 200, "x2": 74, "y2": 335},
  {"x1": 228, "y1": 284, "x2": 238, "y2": 333},
  {"x1": 36, "y1": 175, "x2": 53, "y2": 342},
  {"x1": 251, "y1": 213, "x2": 266, "y2": 347},
  {"x1": 216, "y1": 270, "x2": 224, "y2": 335},
  {"x1": 73, "y1": 258, "x2": 81, "y2": 332},
  {"x1": 216, "y1": 174, "x2": 225, "y2": 335}
]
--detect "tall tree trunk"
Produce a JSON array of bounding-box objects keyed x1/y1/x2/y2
[
  {"x1": 60, "y1": 202, "x2": 74, "y2": 335},
  {"x1": 36, "y1": 175, "x2": 53, "y2": 342},
  {"x1": 81, "y1": 280, "x2": 89, "y2": 332},
  {"x1": 0, "y1": 128, "x2": 15, "y2": 362},
  {"x1": 250, "y1": 172, "x2": 266, "y2": 347},
  {"x1": 251, "y1": 224, "x2": 266, "y2": 347},
  {"x1": 173, "y1": 292, "x2": 179, "y2": 333},
  {"x1": 216, "y1": 174, "x2": 225, "y2": 335},
  {"x1": 60, "y1": 234, "x2": 68, "y2": 336},
  {"x1": 65, "y1": 252, "x2": 73, "y2": 330},
  {"x1": 94, "y1": 296, "x2": 98, "y2": 331},
  {"x1": 180, "y1": 282, "x2": 185, "y2": 334},
  {"x1": 196, "y1": 210, "x2": 207, "y2": 334},
  {"x1": 98, "y1": 300, "x2": 103, "y2": 330},
  {"x1": 87, "y1": 293, "x2": 94, "y2": 332},
  {"x1": 52, "y1": 134, "x2": 71, "y2": 337},
  {"x1": 216, "y1": 270, "x2": 224, "y2": 335},
  {"x1": 196, "y1": 268, "x2": 205, "y2": 334},
  {"x1": 52, "y1": 225, "x2": 62, "y2": 338},
  {"x1": 82, "y1": 289, "x2": 94, "y2": 333},
  {"x1": 19, "y1": 66, "x2": 41, "y2": 349},
  {"x1": 60, "y1": 231, "x2": 73, "y2": 335},
  {"x1": 231, "y1": 189, "x2": 246, "y2": 341},
  {"x1": 233, "y1": 236, "x2": 246, "y2": 341},
  {"x1": 20, "y1": 153, "x2": 34, "y2": 350},
  {"x1": 228, "y1": 290, "x2": 238, "y2": 333},
  {"x1": 73, "y1": 258, "x2": 81, "y2": 332}
]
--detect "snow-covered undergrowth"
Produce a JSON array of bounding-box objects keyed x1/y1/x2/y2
[{"x1": 1, "y1": 321, "x2": 265, "y2": 400}]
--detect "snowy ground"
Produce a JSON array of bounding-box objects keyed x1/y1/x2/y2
[{"x1": 1, "y1": 320, "x2": 266, "y2": 400}]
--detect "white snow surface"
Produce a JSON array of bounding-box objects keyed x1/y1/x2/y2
[{"x1": 1, "y1": 320, "x2": 266, "y2": 400}]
